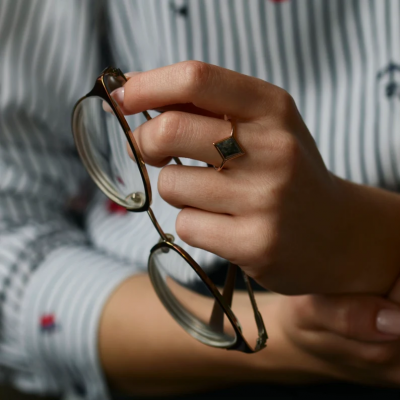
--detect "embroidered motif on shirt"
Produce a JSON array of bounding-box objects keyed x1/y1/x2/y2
[
  {"x1": 40, "y1": 314, "x2": 58, "y2": 333},
  {"x1": 377, "y1": 62, "x2": 400, "y2": 100},
  {"x1": 170, "y1": 1, "x2": 188, "y2": 17},
  {"x1": 73, "y1": 382, "x2": 87, "y2": 397},
  {"x1": 106, "y1": 199, "x2": 128, "y2": 214}
]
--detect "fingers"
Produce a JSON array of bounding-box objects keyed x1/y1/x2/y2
[
  {"x1": 295, "y1": 329, "x2": 398, "y2": 376},
  {"x1": 158, "y1": 165, "x2": 243, "y2": 214},
  {"x1": 175, "y1": 207, "x2": 237, "y2": 260},
  {"x1": 153, "y1": 103, "x2": 222, "y2": 119},
  {"x1": 133, "y1": 111, "x2": 234, "y2": 167},
  {"x1": 279, "y1": 294, "x2": 400, "y2": 381},
  {"x1": 122, "y1": 61, "x2": 279, "y2": 119},
  {"x1": 158, "y1": 164, "x2": 271, "y2": 216},
  {"x1": 292, "y1": 295, "x2": 400, "y2": 342},
  {"x1": 133, "y1": 110, "x2": 277, "y2": 170},
  {"x1": 175, "y1": 207, "x2": 267, "y2": 267}
]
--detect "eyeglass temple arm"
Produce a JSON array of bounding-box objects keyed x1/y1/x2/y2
[
  {"x1": 242, "y1": 271, "x2": 268, "y2": 350},
  {"x1": 209, "y1": 263, "x2": 237, "y2": 333},
  {"x1": 141, "y1": 100, "x2": 265, "y2": 346},
  {"x1": 147, "y1": 207, "x2": 170, "y2": 242},
  {"x1": 141, "y1": 101, "x2": 262, "y2": 342}
]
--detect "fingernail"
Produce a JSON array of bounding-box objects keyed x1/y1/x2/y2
[
  {"x1": 377, "y1": 309, "x2": 400, "y2": 335},
  {"x1": 111, "y1": 87, "x2": 124, "y2": 108}
]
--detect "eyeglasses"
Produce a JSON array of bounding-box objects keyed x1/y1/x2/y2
[{"x1": 71, "y1": 67, "x2": 267, "y2": 353}]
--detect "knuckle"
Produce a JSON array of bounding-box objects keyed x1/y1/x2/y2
[
  {"x1": 158, "y1": 165, "x2": 178, "y2": 202},
  {"x1": 245, "y1": 180, "x2": 270, "y2": 213},
  {"x1": 269, "y1": 134, "x2": 301, "y2": 185},
  {"x1": 276, "y1": 89, "x2": 297, "y2": 116},
  {"x1": 284, "y1": 135, "x2": 301, "y2": 160},
  {"x1": 238, "y1": 220, "x2": 277, "y2": 275},
  {"x1": 134, "y1": 122, "x2": 162, "y2": 164},
  {"x1": 361, "y1": 345, "x2": 394, "y2": 366},
  {"x1": 245, "y1": 223, "x2": 268, "y2": 262},
  {"x1": 125, "y1": 74, "x2": 145, "y2": 106},
  {"x1": 224, "y1": 224, "x2": 254, "y2": 266},
  {"x1": 287, "y1": 296, "x2": 316, "y2": 325},
  {"x1": 180, "y1": 60, "x2": 211, "y2": 97},
  {"x1": 296, "y1": 295, "x2": 317, "y2": 315},
  {"x1": 335, "y1": 301, "x2": 359, "y2": 338},
  {"x1": 156, "y1": 111, "x2": 182, "y2": 148},
  {"x1": 176, "y1": 208, "x2": 194, "y2": 244},
  {"x1": 275, "y1": 133, "x2": 301, "y2": 161},
  {"x1": 334, "y1": 299, "x2": 382, "y2": 342}
]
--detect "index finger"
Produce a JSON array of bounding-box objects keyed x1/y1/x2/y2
[
  {"x1": 291, "y1": 295, "x2": 400, "y2": 343},
  {"x1": 122, "y1": 61, "x2": 278, "y2": 119}
]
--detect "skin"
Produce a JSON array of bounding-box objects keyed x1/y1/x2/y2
[
  {"x1": 99, "y1": 275, "x2": 400, "y2": 396},
  {"x1": 113, "y1": 61, "x2": 400, "y2": 296},
  {"x1": 99, "y1": 275, "x2": 337, "y2": 396},
  {"x1": 279, "y1": 290, "x2": 400, "y2": 387},
  {"x1": 98, "y1": 61, "x2": 400, "y2": 395}
]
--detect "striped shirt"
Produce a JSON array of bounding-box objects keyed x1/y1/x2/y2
[{"x1": 0, "y1": 0, "x2": 399, "y2": 396}]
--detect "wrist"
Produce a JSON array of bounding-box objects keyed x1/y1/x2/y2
[
  {"x1": 243, "y1": 295, "x2": 337, "y2": 384},
  {"x1": 333, "y1": 176, "x2": 400, "y2": 294}
]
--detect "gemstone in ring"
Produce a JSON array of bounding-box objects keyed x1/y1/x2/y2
[{"x1": 213, "y1": 118, "x2": 245, "y2": 171}]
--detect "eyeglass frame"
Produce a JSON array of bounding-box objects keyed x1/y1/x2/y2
[{"x1": 71, "y1": 66, "x2": 268, "y2": 353}]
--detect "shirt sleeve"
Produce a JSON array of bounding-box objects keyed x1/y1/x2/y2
[{"x1": 0, "y1": 0, "x2": 121, "y2": 378}]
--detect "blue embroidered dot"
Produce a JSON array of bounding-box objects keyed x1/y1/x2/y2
[
  {"x1": 73, "y1": 382, "x2": 87, "y2": 396},
  {"x1": 377, "y1": 62, "x2": 400, "y2": 99},
  {"x1": 170, "y1": 1, "x2": 188, "y2": 17}
]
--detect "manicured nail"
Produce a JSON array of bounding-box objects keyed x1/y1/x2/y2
[
  {"x1": 112, "y1": 87, "x2": 124, "y2": 108},
  {"x1": 377, "y1": 309, "x2": 400, "y2": 335}
]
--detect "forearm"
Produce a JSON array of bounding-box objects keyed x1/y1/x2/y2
[
  {"x1": 99, "y1": 276, "x2": 338, "y2": 396},
  {"x1": 333, "y1": 177, "x2": 400, "y2": 295}
]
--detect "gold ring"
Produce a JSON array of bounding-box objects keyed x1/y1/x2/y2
[{"x1": 213, "y1": 116, "x2": 245, "y2": 172}]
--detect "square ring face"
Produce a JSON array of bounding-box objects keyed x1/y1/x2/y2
[{"x1": 214, "y1": 136, "x2": 245, "y2": 161}]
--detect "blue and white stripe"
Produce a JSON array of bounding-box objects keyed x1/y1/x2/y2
[{"x1": 0, "y1": 0, "x2": 399, "y2": 398}]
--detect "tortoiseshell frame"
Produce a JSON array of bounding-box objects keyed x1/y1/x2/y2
[{"x1": 72, "y1": 67, "x2": 267, "y2": 353}]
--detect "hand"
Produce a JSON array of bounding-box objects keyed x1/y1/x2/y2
[
  {"x1": 100, "y1": 275, "x2": 358, "y2": 396},
  {"x1": 277, "y1": 280, "x2": 400, "y2": 386},
  {"x1": 116, "y1": 61, "x2": 400, "y2": 295}
]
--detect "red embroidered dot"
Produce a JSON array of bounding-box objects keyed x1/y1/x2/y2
[
  {"x1": 40, "y1": 314, "x2": 55, "y2": 327},
  {"x1": 106, "y1": 199, "x2": 127, "y2": 215},
  {"x1": 40, "y1": 314, "x2": 57, "y2": 331}
]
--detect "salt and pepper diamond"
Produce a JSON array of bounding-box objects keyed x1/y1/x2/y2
[
  {"x1": 213, "y1": 118, "x2": 245, "y2": 171},
  {"x1": 214, "y1": 136, "x2": 244, "y2": 161}
]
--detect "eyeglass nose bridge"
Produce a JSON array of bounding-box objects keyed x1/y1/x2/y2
[{"x1": 147, "y1": 206, "x2": 173, "y2": 243}]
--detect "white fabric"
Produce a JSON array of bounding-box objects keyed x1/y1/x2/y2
[{"x1": 0, "y1": 0, "x2": 399, "y2": 398}]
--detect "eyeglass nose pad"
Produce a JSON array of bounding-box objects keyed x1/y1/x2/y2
[
  {"x1": 124, "y1": 192, "x2": 146, "y2": 209},
  {"x1": 159, "y1": 233, "x2": 175, "y2": 253}
]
